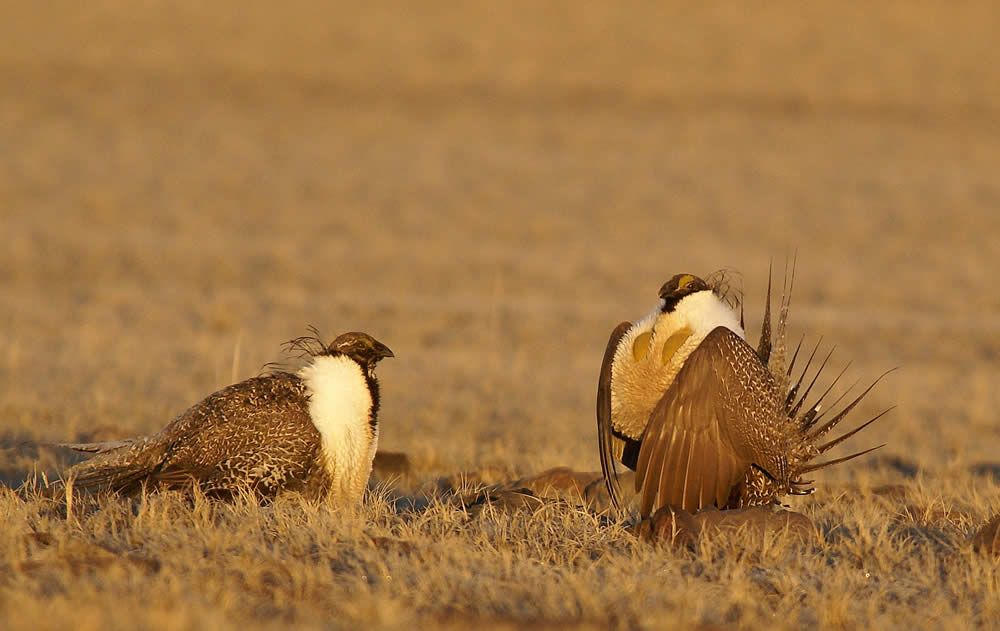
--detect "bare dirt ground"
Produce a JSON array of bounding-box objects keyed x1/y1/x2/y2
[{"x1": 1, "y1": 3, "x2": 999, "y2": 629}]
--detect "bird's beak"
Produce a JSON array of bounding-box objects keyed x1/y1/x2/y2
[{"x1": 375, "y1": 342, "x2": 395, "y2": 359}]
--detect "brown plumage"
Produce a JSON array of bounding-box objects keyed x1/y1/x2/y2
[
  {"x1": 60, "y1": 331, "x2": 394, "y2": 502},
  {"x1": 597, "y1": 266, "x2": 891, "y2": 519}
]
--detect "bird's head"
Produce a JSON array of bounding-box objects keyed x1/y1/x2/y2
[
  {"x1": 652, "y1": 272, "x2": 742, "y2": 340},
  {"x1": 658, "y1": 273, "x2": 711, "y2": 313},
  {"x1": 328, "y1": 332, "x2": 394, "y2": 369}
]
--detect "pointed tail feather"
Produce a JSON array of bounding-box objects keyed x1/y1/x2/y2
[
  {"x1": 806, "y1": 369, "x2": 898, "y2": 443},
  {"x1": 815, "y1": 407, "x2": 895, "y2": 456},
  {"x1": 744, "y1": 257, "x2": 891, "y2": 501},
  {"x1": 799, "y1": 444, "x2": 886, "y2": 475},
  {"x1": 768, "y1": 255, "x2": 797, "y2": 392},
  {"x1": 789, "y1": 345, "x2": 836, "y2": 419},
  {"x1": 61, "y1": 437, "x2": 164, "y2": 495},
  {"x1": 68, "y1": 458, "x2": 158, "y2": 495},
  {"x1": 783, "y1": 366, "x2": 894, "y2": 490},
  {"x1": 757, "y1": 261, "x2": 773, "y2": 364},
  {"x1": 785, "y1": 337, "x2": 823, "y2": 412},
  {"x1": 799, "y1": 360, "x2": 853, "y2": 430},
  {"x1": 785, "y1": 334, "x2": 805, "y2": 380},
  {"x1": 56, "y1": 439, "x2": 135, "y2": 454}
]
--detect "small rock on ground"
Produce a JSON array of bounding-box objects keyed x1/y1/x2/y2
[{"x1": 635, "y1": 506, "x2": 817, "y2": 547}]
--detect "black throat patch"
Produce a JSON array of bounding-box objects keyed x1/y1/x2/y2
[{"x1": 364, "y1": 368, "x2": 380, "y2": 434}]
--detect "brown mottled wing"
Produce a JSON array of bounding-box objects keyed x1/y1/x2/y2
[
  {"x1": 597, "y1": 321, "x2": 632, "y2": 515},
  {"x1": 634, "y1": 327, "x2": 759, "y2": 517},
  {"x1": 152, "y1": 373, "x2": 324, "y2": 498}
]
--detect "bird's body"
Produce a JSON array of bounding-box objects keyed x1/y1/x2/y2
[
  {"x1": 597, "y1": 270, "x2": 889, "y2": 519},
  {"x1": 62, "y1": 331, "x2": 393, "y2": 504},
  {"x1": 608, "y1": 288, "x2": 746, "y2": 450}
]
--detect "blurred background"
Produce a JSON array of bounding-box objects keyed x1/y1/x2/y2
[{"x1": 2, "y1": 2, "x2": 998, "y2": 480}]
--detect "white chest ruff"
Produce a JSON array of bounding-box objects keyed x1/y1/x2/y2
[
  {"x1": 611, "y1": 291, "x2": 745, "y2": 437},
  {"x1": 298, "y1": 355, "x2": 377, "y2": 502}
]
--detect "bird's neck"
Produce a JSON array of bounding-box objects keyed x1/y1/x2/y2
[{"x1": 663, "y1": 291, "x2": 745, "y2": 339}]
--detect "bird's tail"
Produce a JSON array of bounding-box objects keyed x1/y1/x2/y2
[
  {"x1": 58, "y1": 439, "x2": 136, "y2": 454},
  {"x1": 780, "y1": 345, "x2": 894, "y2": 497},
  {"x1": 57, "y1": 437, "x2": 163, "y2": 495},
  {"x1": 756, "y1": 258, "x2": 893, "y2": 500}
]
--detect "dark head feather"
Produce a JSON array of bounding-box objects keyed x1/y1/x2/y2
[
  {"x1": 262, "y1": 326, "x2": 394, "y2": 375},
  {"x1": 327, "y1": 331, "x2": 395, "y2": 367}
]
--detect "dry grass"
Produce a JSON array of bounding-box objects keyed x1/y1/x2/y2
[
  {"x1": 2, "y1": 2, "x2": 999, "y2": 629},
  {"x1": 3, "y1": 469, "x2": 1000, "y2": 630}
]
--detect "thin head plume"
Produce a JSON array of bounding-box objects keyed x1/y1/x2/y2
[
  {"x1": 757, "y1": 260, "x2": 773, "y2": 364},
  {"x1": 306, "y1": 324, "x2": 327, "y2": 350},
  {"x1": 706, "y1": 268, "x2": 743, "y2": 312},
  {"x1": 263, "y1": 326, "x2": 333, "y2": 375},
  {"x1": 281, "y1": 325, "x2": 328, "y2": 360},
  {"x1": 259, "y1": 360, "x2": 289, "y2": 376}
]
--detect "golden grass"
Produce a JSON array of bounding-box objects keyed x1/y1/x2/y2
[
  {"x1": 2, "y1": 2, "x2": 999, "y2": 629},
  {"x1": 3, "y1": 466, "x2": 999, "y2": 630}
]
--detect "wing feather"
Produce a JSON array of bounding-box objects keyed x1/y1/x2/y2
[
  {"x1": 635, "y1": 326, "x2": 762, "y2": 517},
  {"x1": 659, "y1": 425, "x2": 687, "y2": 511},
  {"x1": 597, "y1": 321, "x2": 633, "y2": 514},
  {"x1": 641, "y1": 412, "x2": 675, "y2": 511},
  {"x1": 681, "y1": 433, "x2": 698, "y2": 510},
  {"x1": 712, "y1": 420, "x2": 732, "y2": 508}
]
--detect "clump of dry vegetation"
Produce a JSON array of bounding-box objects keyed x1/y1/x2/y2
[{"x1": 3, "y1": 459, "x2": 999, "y2": 630}]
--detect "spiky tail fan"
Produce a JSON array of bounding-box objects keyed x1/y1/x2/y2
[
  {"x1": 756, "y1": 258, "x2": 893, "y2": 499},
  {"x1": 56, "y1": 438, "x2": 163, "y2": 495}
]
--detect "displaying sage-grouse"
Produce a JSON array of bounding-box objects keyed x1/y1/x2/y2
[
  {"x1": 61, "y1": 331, "x2": 393, "y2": 503},
  {"x1": 597, "y1": 269, "x2": 892, "y2": 519}
]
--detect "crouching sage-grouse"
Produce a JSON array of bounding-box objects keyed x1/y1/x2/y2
[{"x1": 59, "y1": 330, "x2": 393, "y2": 503}]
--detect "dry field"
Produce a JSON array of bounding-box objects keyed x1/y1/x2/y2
[{"x1": 2, "y1": 2, "x2": 999, "y2": 629}]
